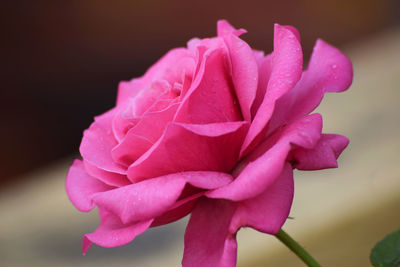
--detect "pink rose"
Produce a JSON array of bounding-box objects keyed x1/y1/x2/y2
[{"x1": 66, "y1": 20, "x2": 352, "y2": 266}]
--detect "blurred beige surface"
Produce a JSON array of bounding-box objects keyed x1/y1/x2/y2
[{"x1": 1, "y1": 28, "x2": 400, "y2": 267}]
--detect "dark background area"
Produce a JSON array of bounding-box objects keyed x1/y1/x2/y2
[{"x1": 1, "y1": 0, "x2": 399, "y2": 185}]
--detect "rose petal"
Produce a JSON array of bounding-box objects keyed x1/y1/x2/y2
[
  {"x1": 217, "y1": 19, "x2": 247, "y2": 37},
  {"x1": 207, "y1": 113, "x2": 321, "y2": 201},
  {"x1": 129, "y1": 80, "x2": 171, "y2": 117},
  {"x1": 151, "y1": 171, "x2": 233, "y2": 227},
  {"x1": 307, "y1": 39, "x2": 353, "y2": 93},
  {"x1": 141, "y1": 48, "x2": 193, "y2": 85},
  {"x1": 127, "y1": 121, "x2": 249, "y2": 182},
  {"x1": 117, "y1": 47, "x2": 194, "y2": 105},
  {"x1": 253, "y1": 49, "x2": 265, "y2": 66},
  {"x1": 151, "y1": 198, "x2": 197, "y2": 227},
  {"x1": 82, "y1": 209, "x2": 153, "y2": 255},
  {"x1": 175, "y1": 47, "x2": 242, "y2": 124},
  {"x1": 111, "y1": 134, "x2": 153, "y2": 167},
  {"x1": 111, "y1": 103, "x2": 179, "y2": 166},
  {"x1": 116, "y1": 79, "x2": 146, "y2": 106},
  {"x1": 231, "y1": 162, "x2": 294, "y2": 234},
  {"x1": 284, "y1": 25, "x2": 301, "y2": 42},
  {"x1": 93, "y1": 171, "x2": 233, "y2": 225},
  {"x1": 112, "y1": 104, "x2": 140, "y2": 142},
  {"x1": 222, "y1": 33, "x2": 258, "y2": 121},
  {"x1": 83, "y1": 160, "x2": 131, "y2": 187},
  {"x1": 80, "y1": 108, "x2": 127, "y2": 175},
  {"x1": 241, "y1": 24, "x2": 303, "y2": 156},
  {"x1": 65, "y1": 159, "x2": 113, "y2": 212},
  {"x1": 93, "y1": 175, "x2": 187, "y2": 224},
  {"x1": 183, "y1": 171, "x2": 234, "y2": 189},
  {"x1": 182, "y1": 198, "x2": 238, "y2": 267},
  {"x1": 268, "y1": 39, "x2": 353, "y2": 133},
  {"x1": 292, "y1": 134, "x2": 349, "y2": 170},
  {"x1": 251, "y1": 53, "x2": 273, "y2": 116}
]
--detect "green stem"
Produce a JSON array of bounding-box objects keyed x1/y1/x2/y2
[{"x1": 275, "y1": 229, "x2": 321, "y2": 267}]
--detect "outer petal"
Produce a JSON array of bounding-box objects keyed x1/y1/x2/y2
[
  {"x1": 127, "y1": 121, "x2": 249, "y2": 182},
  {"x1": 231, "y1": 163, "x2": 294, "y2": 235},
  {"x1": 152, "y1": 171, "x2": 234, "y2": 227},
  {"x1": 268, "y1": 39, "x2": 353, "y2": 133},
  {"x1": 66, "y1": 160, "x2": 114, "y2": 212},
  {"x1": 182, "y1": 198, "x2": 238, "y2": 267},
  {"x1": 174, "y1": 47, "x2": 242, "y2": 124},
  {"x1": 307, "y1": 39, "x2": 353, "y2": 93},
  {"x1": 292, "y1": 133, "x2": 349, "y2": 170},
  {"x1": 82, "y1": 209, "x2": 153, "y2": 255},
  {"x1": 92, "y1": 171, "x2": 233, "y2": 225},
  {"x1": 207, "y1": 113, "x2": 322, "y2": 201},
  {"x1": 151, "y1": 198, "x2": 197, "y2": 227},
  {"x1": 93, "y1": 175, "x2": 186, "y2": 224},
  {"x1": 250, "y1": 25, "x2": 299, "y2": 117},
  {"x1": 153, "y1": 170, "x2": 234, "y2": 226},
  {"x1": 80, "y1": 108, "x2": 127, "y2": 175},
  {"x1": 183, "y1": 171, "x2": 234, "y2": 189},
  {"x1": 241, "y1": 24, "x2": 303, "y2": 156}
]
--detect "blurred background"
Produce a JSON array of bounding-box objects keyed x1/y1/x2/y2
[
  {"x1": 1, "y1": 1, "x2": 400, "y2": 266},
  {"x1": 1, "y1": 0, "x2": 399, "y2": 185}
]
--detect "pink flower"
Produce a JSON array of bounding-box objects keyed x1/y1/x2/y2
[{"x1": 66, "y1": 20, "x2": 352, "y2": 266}]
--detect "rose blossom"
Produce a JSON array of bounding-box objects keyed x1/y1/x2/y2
[{"x1": 66, "y1": 20, "x2": 352, "y2": 266}]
